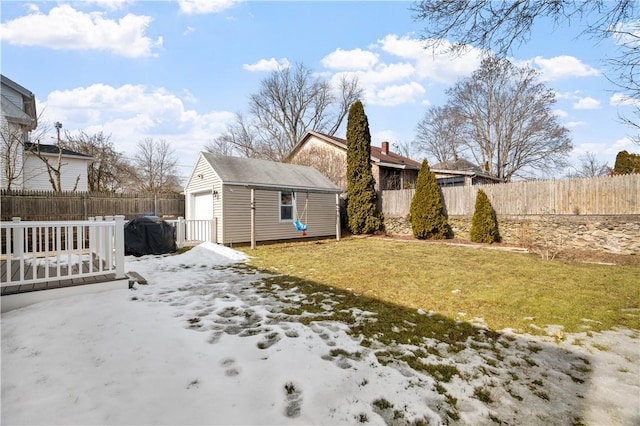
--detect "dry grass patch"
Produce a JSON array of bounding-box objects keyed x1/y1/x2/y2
[{"x1": 240, "y1": 237, "x2": 639, "y2": 333}]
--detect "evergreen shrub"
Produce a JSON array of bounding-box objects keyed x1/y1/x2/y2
[
  {"x1": 470, "y1": 189, "x2": 500, "y2": 243},
  {"x1": 408, "y1": 159, "x2": 450, "y2": 239}
]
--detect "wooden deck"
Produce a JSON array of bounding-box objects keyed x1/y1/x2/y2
[{"x1": 1, "y1": 256, "x2": 116, "y2": 296}]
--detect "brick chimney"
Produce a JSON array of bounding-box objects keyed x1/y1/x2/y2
[{"x1": 381, "y1": 141, "x2": 389, "y2": 155}]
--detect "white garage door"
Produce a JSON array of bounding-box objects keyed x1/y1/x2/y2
[{"x1": 188, "y1": 192, "x2": 214, "y2": 241}]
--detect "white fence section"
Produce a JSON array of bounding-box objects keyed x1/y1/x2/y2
[
  {"x1": 165, "y1": 217, "x2": 217, "y2": 248},
  {"x1": 1, "y1": 216, "x2": 126, "y2": 288}
]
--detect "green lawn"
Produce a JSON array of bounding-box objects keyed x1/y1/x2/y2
[{"x1": 239, "y1": 237, "x2": 640, "y2": 334}]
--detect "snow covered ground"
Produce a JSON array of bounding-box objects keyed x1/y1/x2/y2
[{"x1": 2, "y1": 243, "x2": 639, "y2": 425}]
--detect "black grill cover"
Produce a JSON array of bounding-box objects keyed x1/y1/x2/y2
[{"x1": 124, "y1": 216, "x2": 176, "y2": 256}]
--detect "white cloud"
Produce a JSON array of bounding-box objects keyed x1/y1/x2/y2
[
  {"x1": 611, "y1": 21, "x2": 640, "y2": 45},
  {"x1": 0, "y1": 4, "x2": 162, "y2": 57},
  {"x1": 610, "y1": 93, "x2": 640, "y2": 107},
  {"x1": 529, "y1": 55, "x2": 600, "y2": 81},
  {"x1": 566, "y1": 121, "x2": 587, "y2": 128},
  {"x1": 573, "y1": 97, "x2": 601, "y2": 110},
  {"x1": 38, "y1": 83, "x2": 235, "y2": 165},
  {"x1": 553, "y1": 109, "x2": 569, "y2": 118},
  {"x1": 83, "y1": 0, "x2": 133, "y2": 11},
  {"x1": 243, "y1": 58, "x2": 290, "y2": 72},
  {"x1": 178, "y1": 0, "x2": 241, "y2": 15},
  {"x1": 370, "y1": 82, "x2": 426, "y2": 106},
  {"x1": 183, "y1": 26, "x2": 195, "y2": 36},
  {"x1": 377, "y1": 35, "x2": 483, "y2": 84},
  {"x1": 572, "y1": 137, "x2": 636, "y2": 160},
  {"x1": 321, "y1": 48, "x2": 379, "y2": 70}
]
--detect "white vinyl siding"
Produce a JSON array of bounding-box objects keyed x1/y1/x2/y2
[{"x1": 22, "y1": 155, "x2": 90, "y2": 191}]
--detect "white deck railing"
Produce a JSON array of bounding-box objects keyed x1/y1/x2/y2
[
  {"x1": 1, "y1": 216, "x2": 126, "y2": 288},
  {"x1": 165, "y1": 217, "x2": 217, "y2": 248}
]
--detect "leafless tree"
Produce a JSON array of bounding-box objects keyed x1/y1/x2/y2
[
  {"x1": 204, "y1": 114, "x2": 260, "y2": 158},
  {"x1": 410, "y1": 0, "x2": 639, "y2": 139},
  {"x1": 414, "y1": 105, "x2": 465, "y2": 163},
  {"x1": 24, "y1": 121, "x2": 84, "y2": 192},
  {"x1": 567, "y1": 152, "x2": 610, "y2": 178},
  {"x1": 133, "y1": 138, "x2": 181, "y2": 193},
  {"x1": 607, "y1": 23, "x2": 640, "y2": 145},
  {"x1": 287, "y1": 146, "x2": 347, "y2": 188},
  {"x1": 1, "y1": 114, "x2": 50, "y2": 190},
  {"x1": 1, "y1": 120, "x2": 28, "y2": 190},
  {"x1": 411, "y1": 1, "x2": 636, "y2": 56},
  {"x1": 445, "y1": 56, "x2": 572, "y2": 181},
  {"x1": 64, "y1": 130, "x2": 135, "y2": 192},
  {"x1": 210, "y1": 63, "x2": 363, "y2": 160}
]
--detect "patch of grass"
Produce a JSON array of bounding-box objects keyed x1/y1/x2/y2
[
  {"x1": 473, "y1": 386, "x2": 493, "y2": 403},
  {"x1": 355, "y1": 413, "x2": 368, "y2": 423},
  {"x1": 591, "y1": 342, "x2": 610, "y2": 351},
  {"x1": 372, "y1": 398, "x2": 393, "y2": 410},
  {"x1": 240, "y1": 238, "x2": 640, "y2": 333}
]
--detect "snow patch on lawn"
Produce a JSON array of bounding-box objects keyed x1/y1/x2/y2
[{"x1": 2, "y1": 243, "x2": 639, "y2": 425}]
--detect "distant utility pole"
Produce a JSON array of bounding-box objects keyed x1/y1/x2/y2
[{"x1": 54, "y1": 121, "x2": 62, "y2": 145}]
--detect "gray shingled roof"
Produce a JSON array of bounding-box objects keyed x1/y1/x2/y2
[
  {"x1": 25, "y1": 143, "x2": 94, "y2": 159},
  {"x1": 201, "y1": 153, "x2": 342, "y2": 193}
]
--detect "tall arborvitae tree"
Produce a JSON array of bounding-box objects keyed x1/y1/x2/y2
[
  {"x1": 409, "y1": 159, "x2": 450, "y2": 239},
  {"x1": 346, "y1": 100, "x2": 383, "y2": 234},
  {"x1": 614, "y1": 150, "x2": 640, "y2": 174},
  {"x1": 470, "y1": 189, "x2": 500, "y2": 243}
]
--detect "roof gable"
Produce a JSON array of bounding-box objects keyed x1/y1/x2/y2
[
  {"x1": 200, "y1": 153, "x2": 342, "y2": 192},
  {"x1": 289, "y1": 130, "x2": 421, "y2": 169}
]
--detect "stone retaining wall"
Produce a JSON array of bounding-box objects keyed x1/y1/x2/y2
[{"x1": 384, "y1": 214, "x2": 640, "y2": 255}]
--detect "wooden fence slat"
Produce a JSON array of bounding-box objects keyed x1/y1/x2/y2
[
  {"x1": 1, "y1": 190, "x2": 185, "y2": 221},
  {"x1": 382, "y1": 174, "x2": 640, "y2": 216}
]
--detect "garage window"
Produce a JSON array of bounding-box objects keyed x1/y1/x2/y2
[{"x1": 280, "y1": 191, "x2": 293, "y2": 221}]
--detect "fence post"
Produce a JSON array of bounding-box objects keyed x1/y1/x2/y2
[
  {"x1": 12, "y1": 217, "x2": 23, "y2": 258},
  {"x1": 213, "y1": 217, "x2": 218, "y2": 244},
  {"x1": 114, "y1": 215, "x2": 125, "y2": 279},
  {"x1": 177, "y1": 217, "x2": 185, "y2": 248}
]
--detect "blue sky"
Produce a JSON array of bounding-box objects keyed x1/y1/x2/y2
[{"x1": 1, "y1": 0, "x2": 637, "y2": 183}]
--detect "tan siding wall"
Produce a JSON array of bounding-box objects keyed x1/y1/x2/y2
[
  {"x1": 184, "y1": 156, "x2": 224, "y2": 242},
  {"x1": 222, "y1": 186, "x2": 338, "y2": 244}
]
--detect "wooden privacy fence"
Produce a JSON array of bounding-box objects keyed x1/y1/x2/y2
[
  {"x1": 1, "y1": 190, "x2": 185, "y2": 221},
  {"x1": 382, "y1": 174, "x2": 640, "y2": 216}
]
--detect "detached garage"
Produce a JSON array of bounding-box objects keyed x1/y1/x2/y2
[{"x1": 184, "y1": 153, "x2": 343, "y2": 247}]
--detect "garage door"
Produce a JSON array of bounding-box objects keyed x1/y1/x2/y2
[
  {"x1": 193, "y1": 192, "x2": 213, "y2": 220},
  {"x1": 189, "y1": 192, "x2": 214, "y2": 241}
]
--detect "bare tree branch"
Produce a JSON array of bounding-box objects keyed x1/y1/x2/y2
[{"x1": 443, "y1": 57, "x2": 572, "y2": 180}]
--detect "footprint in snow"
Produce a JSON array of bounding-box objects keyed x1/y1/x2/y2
[
  {"x1": 220, "y1": 358, "x2": 240, "y2": 376},
  {"x1": 257, "y1": 332, "x2": 281, "y2": 349},
  {"x1": 283, "y1": 381, "x2": 303, "y2": 418}
]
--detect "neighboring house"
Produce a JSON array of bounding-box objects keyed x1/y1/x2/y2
[
  {"x1": 184, "y1": 152, "x2": 342, "y2": 245},
  {"x1": 22, "y1": 143, "x2": 93, "y2": 192},
  {"x1": 431, "y1": 159, "x2": 503, "y2": 187},
  {"x1": 1, "y1": 74, "x2": 37, "y2": 190},
  {"x1": 1, "y1": 74, "x2": 93, "y2": 192},
  {"x1": 286, "y1": 130, "x2": 421, "y2": 191}
]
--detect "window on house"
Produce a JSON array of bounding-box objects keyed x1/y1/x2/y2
[{"x1": 280, "y1": 191, "x2": 294, "y2": 221}]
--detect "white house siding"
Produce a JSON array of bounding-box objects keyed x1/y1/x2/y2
[
  {"x1": 222, "y1": 185, "x2": 337, "y2": 245},
  {"x1": 22, "y1": 155, "x2": 91, "y2": 191},
  {"x1": 1, "y1": 87, "x2": 26, "y2": 190},
  {"x1": 0, "y1": 119, "x2": 24, "y2": 190}
]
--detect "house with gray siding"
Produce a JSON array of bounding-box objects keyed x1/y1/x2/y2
[{"x1": 184, "y1": 153, "x2": 343, "y2": 246}]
